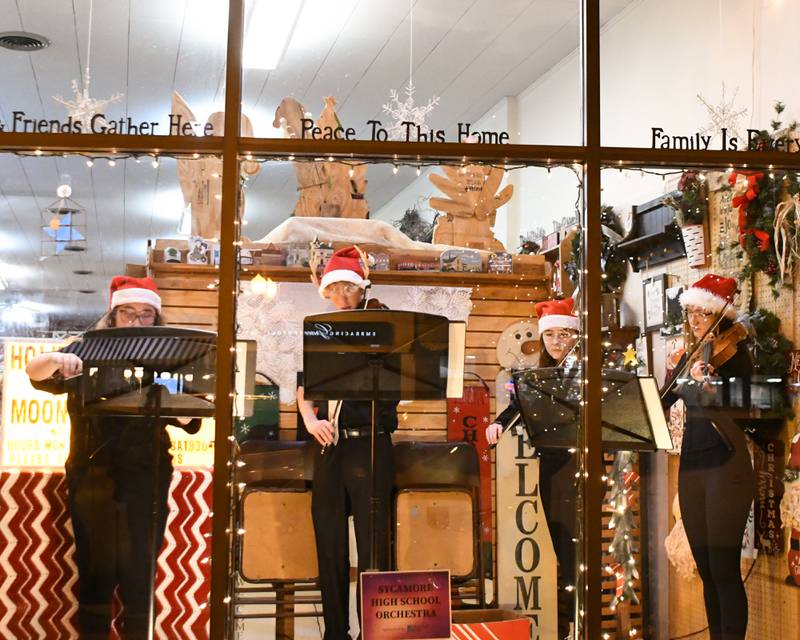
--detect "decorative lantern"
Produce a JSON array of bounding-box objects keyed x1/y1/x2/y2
[{"x1": 41, "y1": 182, "x2": 87, "y2": 256}]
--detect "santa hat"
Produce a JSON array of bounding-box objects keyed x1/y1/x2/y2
[
  {"x1": 679, "y1": 274, "x2": 737, "y2": 319},
  {"x1": 535, "y1": 298, "x2": 579, "y2": 333},
  {"x1": 318, "y1": 246, "x2": 370, "y2": 295},
  {"x1": 109, "y1": 275, "x2": 162, "y2": 311}
]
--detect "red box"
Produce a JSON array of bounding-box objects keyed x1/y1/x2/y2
[{"x1": 451, "y1": 609, "x2": 531, "y2": 639}]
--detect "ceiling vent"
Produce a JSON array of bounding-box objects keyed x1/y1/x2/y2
[{"x1": 0, "y1": 32, "x2": 50, "y2": 52}]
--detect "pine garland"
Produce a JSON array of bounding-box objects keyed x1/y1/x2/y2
[
  {"x1": 565, "y1": 205, "x2": 628, "y2": 294},
  {"x1": 606, "y1": 451, "x2": 640, "y2": 609}
]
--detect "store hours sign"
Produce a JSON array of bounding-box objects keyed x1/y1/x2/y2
[
  {"x1": 1, "y1": 339, "x2": 70, "y2": 467},
  {"x1": 1, "y1": 338, "x2": 215, "y2": 468}
]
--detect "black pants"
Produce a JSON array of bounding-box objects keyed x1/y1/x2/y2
[
  {"x1": 312, "y1": 434, "x2": 394, "y2": 640},
  {"x1": 679, "y1": 440, "x2": 755, "y2": 640},
  {"x1": 538, "y1": 448, "x2": 577, "y2": 636},
  {"x1": 68, "y1": 463, "x2": 172, "y2": 639}
]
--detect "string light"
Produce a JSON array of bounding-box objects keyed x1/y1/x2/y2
[
  {"x1": 151, "y1": 157, "x2": 160, "y2": 169},
  {"x1": 108, "y1": 159, "x2": 116, "y2": 167}
]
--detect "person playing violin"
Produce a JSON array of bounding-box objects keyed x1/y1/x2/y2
[{"x1": 662, "y1": 274, "x2": 754, "y2": 640}]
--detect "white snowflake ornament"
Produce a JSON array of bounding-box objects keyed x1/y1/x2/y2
[
  {"x1": 53, "y1": 68, "x2": 123, "y2": 133},
  {"x1": 697, "y1": 83, "x2": 748, "y2": 144},
  {"x1": 382, "y1": 82, "x2": 440, "y2": 141}
]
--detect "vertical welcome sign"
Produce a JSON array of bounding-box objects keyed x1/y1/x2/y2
[{"x1": 496, "y1": 428, "x2": 557, "y2": 639}]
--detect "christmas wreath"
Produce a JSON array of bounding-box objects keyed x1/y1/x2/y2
[
  {"x1": 565, "y1": 205, "x2": 627, "y2": 294},
  {"x1": 729, "y1": 102, "x2": 800, "y2": 295}
]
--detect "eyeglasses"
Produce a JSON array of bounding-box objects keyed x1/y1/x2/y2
[
  {"x1": 686, "y1": 309, "x2": 715, "y2": 320},
  {"x1": 116, "y1": 307, "x2": 157, "y2": 325},
  {"x1": 323, "y1": 282, "x2": 361, "y2": 298}
]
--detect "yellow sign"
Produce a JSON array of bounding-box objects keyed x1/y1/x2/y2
[
  {"x1": 2, "y1": 339, "x2": 70, "y2": 467},
  {"x1": 2, "y1": 338, "x2": 214, "y2": 469}
]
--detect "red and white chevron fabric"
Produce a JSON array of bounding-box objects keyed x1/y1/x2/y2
[
  {"x1": 0, "y1": 468, "x2": 212, "y2": 640},
  {"x1": 450, "y1": 616, "x2": 530, "y2": 640}
]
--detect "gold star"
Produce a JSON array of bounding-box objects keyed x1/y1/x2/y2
[{"x1": 622, "y1": 345, "x2": 638, "y2": 366}]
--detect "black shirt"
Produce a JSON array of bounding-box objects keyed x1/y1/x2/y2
[
  {"x1": 31, "y1": 373, "x2": 201, "y2": 479},
  {"x1": 662, "y1": 340, "x2": 752, "y2": 453}
]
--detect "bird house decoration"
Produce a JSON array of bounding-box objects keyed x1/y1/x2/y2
[
  {"x1": 428, "y1": 165, "x2": 512, "y2": 251},
  {"x1": 41, "y1": 183, "x2": 87, "y2": 256}
]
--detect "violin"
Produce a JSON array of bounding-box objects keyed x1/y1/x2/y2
[
  {"x1": 701, "y1": 322, "x2": 749, "y2": 370},
  {"x1": 661, "y1": 303, "x2": 748, "y2": 399}
]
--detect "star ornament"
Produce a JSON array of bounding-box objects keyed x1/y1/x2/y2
[
  {"x1": 381, "y1": 82, "x2": 440, "y2": 141},
  {"x1": 697, "y1": 83, "x2": 748, "y2": 144},
  {"x1": 53, "y1": 69, "x2": 123, "y2": 133},
  {"x1": 43, "y1": 213, "x2": 85, "y2": 254},
  {"x1": 622, "y1": 345, "x2": 639, "y2": 367}
]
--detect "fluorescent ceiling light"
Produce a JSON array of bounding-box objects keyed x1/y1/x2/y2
[{"x1": 243, "y1": 0, "x2": 303, "y2": 70}]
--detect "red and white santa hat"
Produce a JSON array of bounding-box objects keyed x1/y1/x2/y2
[
  {"x1": 318, "y1": 246, "x2": 370, "y2": 295},
  {"x1": 109, "y1": 275, "x2": 162, "y2": 311},
  {"x1": 534, "y1": 297, "x2": 579, "y2": 333},
  {"x1": 679, "y1": 273, "x2": 737, "y2": 319}
]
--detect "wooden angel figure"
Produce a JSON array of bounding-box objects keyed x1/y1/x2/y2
[
  {"x1": 273, "y1": 96, "x2": 368, "y2": 218},
  {"x1": 428, "y1": 164, "x2": 512, "y2": 251},
  {"x1": 172, "y1": 91, "x2": 260, "y2": 239}
]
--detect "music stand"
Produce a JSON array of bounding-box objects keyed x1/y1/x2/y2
[
  {"x1": 302, "y1": 309, "x2": 466, "y2": 569},
  {"x1": 512, "y1": 367, "x2": 673, "y2": 451}
]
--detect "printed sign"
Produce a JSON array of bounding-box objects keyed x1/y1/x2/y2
[
  {"x1": 496, "y1": 428, "x2": 557, "y2": 639},
  {"x1": 1, "y1": 339, "x2": 70, "y2": 467},
  {"x1": 360, "y1": 570, "x2": 451, "y2": 640},
  {"x1": 2, "y1": 338, "x2": 214, "y2": 468}
]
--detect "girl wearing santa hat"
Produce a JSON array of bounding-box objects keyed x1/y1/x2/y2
[
  {"x1": 296, "y1": 246, "x2": 398, "y2": 640},
  {"x1": 662, "y1": 274, "x2": 754, "y2": 640},
  {"x1": 26, "y1": 276, "x2": 201, "y2": 640},
  {"x1": 486, "y1": 297, "x2": 579, "y2": 638}
]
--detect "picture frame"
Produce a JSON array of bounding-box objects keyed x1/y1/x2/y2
[
  {"x1": 642, "y1": 274, "x2": 666, "y2": 332},
  {"x1": 660, "y1": 283, "x2": 684, "y2": 337}
]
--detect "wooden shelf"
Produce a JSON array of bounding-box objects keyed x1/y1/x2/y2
[{"x1": 150, "y1": 263, "x2": 550, "y2": 287}]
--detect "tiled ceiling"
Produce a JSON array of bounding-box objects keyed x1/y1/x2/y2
[{"x1": 0, "y1": 0, "x2": 633, "y2": 323}]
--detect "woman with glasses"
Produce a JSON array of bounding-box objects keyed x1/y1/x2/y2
[
  {"x1": 486, "y1": 298, "x2": 579, "y2": 639},
  {"x1": 662, "y1": 274, "x2": 754, "y2": 640},
  {"x1": 25, "y1": 276, "x2": 201, "y2": 640}
]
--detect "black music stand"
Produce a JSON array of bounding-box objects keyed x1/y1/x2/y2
[
  {"x1": 512, "y1": 367, "x2": 673, "y2": 451},
  {"x1": 302, "y1": 309, "x2": 466, "y2": 570}
]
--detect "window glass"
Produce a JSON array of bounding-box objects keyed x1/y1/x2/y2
[
  {"x1": 0, "y1": 1, "x2": 229, "y2": 138},
  {"x1": 600, "y1": 0, "x2": 800, "y2": 150},
  {"x1": 600, "y1": 163, "x2": 798, "y2": 639},
  {"x1": 0, "y1": 152, "x2": 220, "y2": 639},
  {"x1": 229, "y1": 159, "x2": 585, "y2": 639}
]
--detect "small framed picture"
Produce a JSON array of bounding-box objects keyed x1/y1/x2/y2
[
  {"x1": 660, "y1": 284, "x2": 684, "y2": 337},
  {"x1": 642, "y1": 274, "x2": 666, "y2": 332}
]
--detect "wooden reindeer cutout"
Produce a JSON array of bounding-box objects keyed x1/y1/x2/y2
[
  {"x1": 273, "y1": 96, "x2": 369, "y2": 218},
  {"x1": 173, "y1": 91, "x2": 260, "y2": 239},
  {"x1": 428, "y1": 164, "x2": 512, "y2": 251}
]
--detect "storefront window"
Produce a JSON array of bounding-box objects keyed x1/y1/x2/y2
[
  {"x1": 599, "y1": 0, "x2": 800, "y2": 151},
  {"x1": 241, "y1": 0, "x2": 594, "y2": 146},
  {"x1": 0, "y1": 152, "x2": 220, "y2": 639},
  {"x1": 226, "y1": 159, "x2": 586, "y2": 639},
  {"x1": 1, "y1": 1, "x2": 229, "y2": 138},
  {"x1": 596, "y1": 164, "x2": 800, "y2": 639}
]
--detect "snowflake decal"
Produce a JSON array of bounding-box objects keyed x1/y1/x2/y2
[
  {"x1": 53, "y1": 69, "x2": 123, "y2": 133},
  {"x1": 697, "y1": 83, "x2": 748, "y2": 144},
  {"x1": 381, "y1": 82, "x2": 440, "y2": 141}
]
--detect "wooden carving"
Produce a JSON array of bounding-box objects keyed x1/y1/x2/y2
[
  {"x1": 428, "y1": 165, "x2": 512, "y2": 251},
  {"x1": 273, "y1": 96, "x2": 369, "y2": 218},
  {"x1": 173, "y1": 91, "x2": 260, "y2": 239}
]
